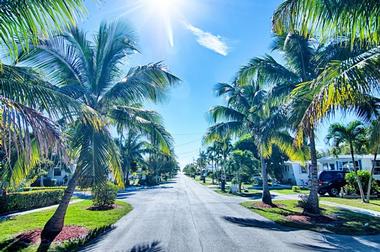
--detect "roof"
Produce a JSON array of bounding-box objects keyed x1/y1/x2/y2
[{"x1": 318, "y1": 154, "x2": 375, "y2": 162}]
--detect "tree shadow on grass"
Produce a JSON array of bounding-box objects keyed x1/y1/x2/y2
[
  {"x1": 130, "y1": 241, "x2": 165, "y2": 252},
  {"x1": 223, "y1": 216, "x2": 296, "y2": 232},
  {"x1": 117, "y1": 192, "x2": 136, "y2": 199},
  {"x1": 0, "y1": 237, "x2": 31, "y2": 252}
]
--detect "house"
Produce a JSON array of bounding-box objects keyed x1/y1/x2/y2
[
  {"x1": 281, "y1": 154, "x2": 380, "y2": 186},
  {"x1": 33, "y1": 167, "x2": 70, "y2": 186},
  {"x1": 281, "y1": 161, "x2": 310, "y2": 186},
  {"x1": 318, "y1": 155, "x2": 380, "y2": 181}
]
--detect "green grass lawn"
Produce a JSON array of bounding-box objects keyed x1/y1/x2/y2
[
  {"x1": 271, "y1": 188, "x2": 310, "y2": 195},
  {"x1": 241, "y1": 200, "x2": 380, "y2": 235},
  {"x1": 320, "y1": 197, "x2": 380, "y2": 212},
  {"x1": 0, "y1": 200, "x2": 133, "y2": 251}
]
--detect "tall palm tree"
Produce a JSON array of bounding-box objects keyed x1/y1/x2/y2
[
  {"x1": 326, "y1": 121, "x2": 367, "y2": 201},
  {"x1": 236, "y1": 33, "x2": 370, "y2": 214},
  {"x1": 115, "y1": 131, "x2": 149, "y2": 186},
  {"x1": 19, "y1": 21, "x2": 179, "y2": 251},
  {"x1": 0, "y1": 0, "x2": 87, "y2": 192},
  {"x1": 366, "y1": 117, "x2": 380, "y2": 202},
  {"x1": 205, "y1": 81, "x2": 305, "y2": 205}
]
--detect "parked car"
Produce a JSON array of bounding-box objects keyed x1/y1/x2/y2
[{"x1": 318, "y1": 171, "x2": 348, "y2": 197}]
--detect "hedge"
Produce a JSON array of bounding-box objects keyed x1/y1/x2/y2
[
  {"x1": 19, "y1": 186, "x2": 67, "y2": 192},
  {"x1": 0, "y1": 189, "x2": 64, "y2": 214}
]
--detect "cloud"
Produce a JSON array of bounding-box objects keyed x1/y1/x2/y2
[{"x1": 184, "y1": 23, "x2": 229, "y2": 56}]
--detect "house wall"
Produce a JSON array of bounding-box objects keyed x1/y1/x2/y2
[
  {"x1": 292, "y1": 163, "x2": 309, "y2": 187},
  {"x1": 45, "y1": 167, "x2": 70, "y2": 185}
]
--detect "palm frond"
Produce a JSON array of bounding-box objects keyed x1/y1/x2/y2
[{"x1": 0, "y1": 0, "x2": 85, "y2": 59}]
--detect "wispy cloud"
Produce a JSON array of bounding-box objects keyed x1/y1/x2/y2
[{"x1": 184, "y1": 23, "x2": 229, "y2": 56}]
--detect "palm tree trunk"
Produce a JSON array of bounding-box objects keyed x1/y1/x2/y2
[
  {"x1": 349, "y1": 143, "x2": 365, "y2": 202},
  {"x1": 304, "y1": 130, "x2": 320, "y2": 215},
  {"x1": 38, "y1": 169, "x2": 80, "y2": 252},
  {"x1": 260, "y1": 148, "x2": 272, "y2": 205},
  {"x1": 366, "y1": 151, "x2": 378, "y2": 203}
]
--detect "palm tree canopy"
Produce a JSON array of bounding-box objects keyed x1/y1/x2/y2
[
  {"x1": 0, "y1": 0, "x2": 85, "y2": 59},
  {"x1": 272, "y1": 0, "x2": 380, "y2": 47},
  {"x1": 326, "y1": 120, "x2": 367, "y2": 149}
]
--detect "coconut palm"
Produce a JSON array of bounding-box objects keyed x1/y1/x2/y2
[
  {"x1": 366, "y1": 117, "x2": 380, "y2": 202},
  {"x1": 18, "y1": 21, "x2": 179, "y2": 251},
  {"x1": 205, "y1": 81, "x2": 306, "y2": 205},
  {"x1": 235, "y1": 33, "x2": 371, "y2": 214},
  {"x1": 115, "y1": 131, "x2": 150, "y2": 186},
  {"x1": 326, "y1": 121, "x2": 367, "y2": 201},
  {"x1": 0, "y1": 0, "x2": 88, "y2": 191},
  {"x1": 272, "y1": 0, "x2": 380, "y2": 46},
  {"x1": 0, "y1": 0, "x2": 85, "y2": 60},
  {"x1": 272, "y1": 1, "x2": 380, "y2": 136}
]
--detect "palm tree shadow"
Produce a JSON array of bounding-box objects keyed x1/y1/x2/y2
[
  {"x1": 223, "y1": 216, "x2": 296, "y2": 231},
  {"x1": 130, "y1": 241, "x2": 165, "y2": 252}
]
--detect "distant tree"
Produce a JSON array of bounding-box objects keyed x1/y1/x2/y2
[{"x1": 326, "y1": 121, "x2": 367, "y2": 201}]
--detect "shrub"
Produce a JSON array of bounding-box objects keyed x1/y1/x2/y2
[
  {"x1": 292, "y1": 186, "x2": 301, "y2": 192},
  {"x1": 345, "y1": 170, "x2": 375, "y2": 194},
  {"x1": 92, "y1": 182, "x2": 118, "y2": 209},
  {"x1": 0, "y1": 189, "x2": 64, "y2": 214},
  {"x1": 296, "y1": 194, "x2": 308, "y2": 209}
]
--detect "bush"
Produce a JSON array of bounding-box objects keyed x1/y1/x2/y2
[
  {"x1": 292, "y1": 186, "x2": 301, "y2": 192},
  {"x1": 296, "y1": 194, "x2": 308, "y2": 209},
  {"x1": 92, "y1": 182, "x2": 118, "y2": 209},
  {"x1": 345, "y1": 170, "x2": 375, "y2": 194},
  {"x1": 0, "y1": 189, "x2": 64, "y2": 214},
  {"x1": 19, "y1": 186, "x2": 67, "y2": 192}
]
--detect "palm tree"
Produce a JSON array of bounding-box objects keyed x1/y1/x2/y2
[
  {"x1": 115, "y1": 131, "x2": 149, "y2": 186},
  {"x1": 236, "y1": 32, "x2": 374, "y2": 214},
  {"x1": 18, "y1": 21, "x2": 179, "y2": 251},
  {"x1": 0, "y1": 0, "x2": 85, "y2": 60},
  {"x1": 272, "y1": 0, "x2": 380, "y2": 46},
  {"x1": 366, "y1": 118, "x2": 380, "y2": 202},
  {"x1": 205, "y1": 81, "x2": 305, "y2": 205},
  {"x1": 0, "y1": 0, "x2": 87, "y2": 192},
  {"x1": 326, "y1": 121, "x2": 367, "y2": 201},
  {"x1": 272, "y1": 1, "x2": 380, "y2": 137}
]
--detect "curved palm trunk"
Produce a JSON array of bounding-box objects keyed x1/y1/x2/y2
[
  {"x1": 366, "y1": 151, "x2": 378, "y2": 203},
  {"x1": 260, "y1": 150, "x2": 272, "y2": 205},
  {"x1": 38, "y1": 170, "x2": 80, "y2": 252},
  {"x1": 349, "y1": 143, "x2": 365, "y2": 202},
  {"x1": 304, "y1": 130, "x2": 320, "y2": 215}
]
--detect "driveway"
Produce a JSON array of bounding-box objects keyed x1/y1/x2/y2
[{"x1": 82, "y1": 174, "x2": 380, "y2": 252}]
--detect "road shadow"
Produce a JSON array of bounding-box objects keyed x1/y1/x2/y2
[
  {"x1": 222, "y1": 216, "x2": 295, "y2": 232},
  {"x1": 129, "y1": 241, "x2": 165, "y2": 252}
]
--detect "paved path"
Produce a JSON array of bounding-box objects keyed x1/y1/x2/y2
[
  {"x1": 0, "y1": 199, "x2": 82, "y2": 220},
  {"x1": 82, "y1": 174, "x2": 380, "y2": 252}
]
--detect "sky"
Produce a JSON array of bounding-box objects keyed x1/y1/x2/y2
[{"x1": 80, "y1": 0, "x2": 355, "y2": 167}]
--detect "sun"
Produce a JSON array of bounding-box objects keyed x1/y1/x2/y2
[{"x1": 139, "y1": 0, "x2": 185, "y2": 47}]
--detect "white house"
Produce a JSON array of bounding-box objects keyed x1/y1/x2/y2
[
  {"x1": 39, "y1": 167, "x2": 70, "y2": 186},
  {"x1": 281, "y1": 154, "x2": 380, "y2": 186},
  {"x1": 281, "y1": 161, "x2": 310, "y2": 186},
  {"x1": 318, "y1": 155, "x2": 380, "y2": 181}
]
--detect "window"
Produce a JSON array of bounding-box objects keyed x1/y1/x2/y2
[
  {"x1": 372, "y1": 160, "x2": 380, "y2": 167},
  {"x1": 329, "y1": 163, "x2": 335, "y2": 170},
  {"x1": 53, "y1": 168, "x2": 62, "y2": 177},
  {"x1": 374, "y1": 168, "x2": 380, "y2": 175}
]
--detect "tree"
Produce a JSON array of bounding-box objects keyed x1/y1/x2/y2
[
  {"x1": 19, "y1": 21, "x2": 179, "y2": 251},
  {"x1": 205, "y1": 80, "x2": 305, "y2": 205},
  {"x1": 272, "y1": 1, "x2": 380, "y2": 139},
  {"x1": 366, "y1": 118, "x2": 380, "y2": 202},
  {"x1": 326, "y1": 121, "x2": 367, "y2": 201}
]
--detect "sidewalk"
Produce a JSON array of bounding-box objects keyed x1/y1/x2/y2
[
  {"x1": 0, "y1": 199, "x2": 82, "y2": 220},
  {"x1": 269, "y1": 191, "x2": 380, "y2": 217}
]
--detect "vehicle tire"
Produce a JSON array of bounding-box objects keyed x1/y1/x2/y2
[{"x1": 328, "y1": 187, "x2": 340, "y2": 197}]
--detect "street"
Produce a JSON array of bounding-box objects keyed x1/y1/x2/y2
[{"x1": 83, "y1": 174, "x2": 380, "y2": 252}]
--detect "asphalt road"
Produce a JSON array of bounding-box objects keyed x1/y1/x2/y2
[{"x1": 82, "y1": 174, "x2": 380, "y2": 252}]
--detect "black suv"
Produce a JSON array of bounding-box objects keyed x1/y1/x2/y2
[{"x1": 318, "y1": 171, "x2": 347, "y2": 197}]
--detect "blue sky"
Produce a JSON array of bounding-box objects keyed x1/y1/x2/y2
[{"x1": 81, "y1": 0, "x2": 354, "y2": 167}]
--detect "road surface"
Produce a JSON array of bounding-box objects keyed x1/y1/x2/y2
[{"x1": 83, "y1": 174, "x2": 380, "y2": 252}]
